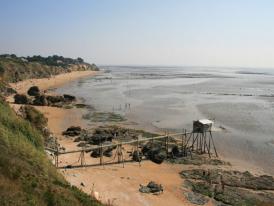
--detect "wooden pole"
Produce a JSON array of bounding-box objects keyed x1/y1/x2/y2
[
  {"x1": 181, "y1": 130, "x2": 184, "y2": 153},
  {"x1": 165, "y1": 135, "x2": 169, "y2": 155},
  {"x1": 137, "y1": 136, "x2": 141, "y2": 167},
  {"x1": 209, "y1": 131, "x2": 218, "y2": 157},
  {"x1": 100, "y1": 143, "x2": 103, "y2": 165},
  {"x1": 55, "y1": 137, "x2": 59, "y2": 168}
]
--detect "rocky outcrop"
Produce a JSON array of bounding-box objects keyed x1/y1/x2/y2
[
  {"x1": 13, "y1": 86, "x2": 77, "y2": 108},
  {"x1": 180, "y1": 169, "x2": 274, "y2": 206},
  {"x1": 181, "y1": 169, "x2": 274, "y2": 190},
  {"x1": 62, "y1": 126, "x2": 82, "y2": 137}
]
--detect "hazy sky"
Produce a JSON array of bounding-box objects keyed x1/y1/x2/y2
[{"x1": 0, "y1": 0, "x2": 274, "y2": 68}]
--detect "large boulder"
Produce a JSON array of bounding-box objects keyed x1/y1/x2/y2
[
  {"x1": 142, "y1": 142, "x2": 167, "y2": 164},
  {"x1": 14, "y1": 94, "x2": 30, "y2": 104},
  {"x1": 149, "y1": 150, "x2": 167, "y2": 164},
  {"x1": 27, "y1": 86, "x2": 40, "y2": 96}
]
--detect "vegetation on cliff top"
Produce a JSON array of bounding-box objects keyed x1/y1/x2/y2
[
  {"x1": 0, "y1": 97, "x2": 102, "y2": 206},
  {"x1": 0, "y1": 54, "x2": 99, "y2": 82}
]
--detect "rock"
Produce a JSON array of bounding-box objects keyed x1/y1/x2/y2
[
  {"x1": 181, "y1": 169, "x2": 274, "y2": 206},
  {"x1": 184, "y1": 191, "x2": 209, "y2": 205},
  {"x1": 214, "y1": 185, "x2": 274, "y2": 206},
  {"x1": 62, "y1": 126, "x2": 82, "y2": 137},
  {"x1": 139, "y1": 181, "x2": 163, "y2": 194},
  {"x1": 33, "y1": 95, "x2": 48, "y2": 106},
  {"x1": 169, "y1": 154, "x2": 229, "y2": 166},
  {"x1": 80, "y1": 182, "x2": 85, "y2": 187},
  {"x1": 77, "y1": 142, "x2": 86, "y2": 147},
  {"x1": 90, "y1": 149, "x2": 100, "y2": 158},
  {"x1": 74, "y1": 136, "x2": 85, "y2": 142},
  {"x1": 150, "y1": 150, "x2": 167, "y2": 164},
  {"x1": 180, "y1": 169, "x2": 274, "y2": 190},
  {"x1": 147, "y1": 181, "x2": 163, "y2": 193},
  {"x1": 46, "y1": 95, "x2": 65, "y2": 105},
  {"x1": 27, "y1": 86, "x2": 40, "y2": 96},
  {"x1": 90, "y1": 141, "x2": 116, "y2": 158},
  {"x1": 139, "y1": 185, "x2": 151, "y2": 193},
  {"x1": 141, "y1": 142, "x2": 167, "y2": 164},
  {"x1": 14, "y1": 94, "x2": 30, "y2": 104},
  {"x1": 141, "y1": 142, "x2": 161, "y2": 155},
  {"x1": 89, "y1": 133, "x2": 113, "y2": 145},
  {"x1": 171, "y1": 145, "x2": 181, "y2": 157},
  {"x1": 63, "y1": 94, "x2": 76, "y2": 102}
]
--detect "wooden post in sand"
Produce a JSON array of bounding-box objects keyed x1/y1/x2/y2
[
  {"x1": 165, "y1": 134, "x2": 169, "y2": 156},
  {"x1": 80, "y1": 150, "x2": 85, "y2": 167},
  {"x1": 55, "y1": 137, "x2": 59, "y2": 168},
  {"x1": 100, "y1": 143, "x2": 103, "y2": 165},
  {"x1": 182, "y1": 129, "x2": 187, "y2": 156},
  {"x1": 118, "y1": 144, "x2": 122, "y2": 163},
  {"x1": 137, "y1": 136, "x2": 141, "y2": 167}
]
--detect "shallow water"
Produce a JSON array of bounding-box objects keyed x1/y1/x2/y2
[{"x1": 57, "y1": 66, "x2": 274, "y2": 174}]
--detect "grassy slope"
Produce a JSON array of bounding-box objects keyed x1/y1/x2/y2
[{"x1": 0, "y1": 98, "x2": 102, "y2": 206}]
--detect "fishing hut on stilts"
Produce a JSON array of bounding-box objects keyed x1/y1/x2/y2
[{"x1": 185, "y1": 119, "x2": 218, "y2": 158}]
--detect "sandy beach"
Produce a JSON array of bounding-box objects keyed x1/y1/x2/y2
[{"x1": 9, "y1": 70, "x2": 98, "y2": 95}]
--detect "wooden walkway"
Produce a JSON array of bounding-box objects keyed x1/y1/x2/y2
[{"x1": 46, "y1": 130, "x2": 218, "y2": 169}]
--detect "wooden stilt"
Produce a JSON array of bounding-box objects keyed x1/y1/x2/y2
[
  {"x1": 203, "y1": 134, "x2": 211, "y2": 158},
  {"x1": 209, "y1": 131, "x2": 218, "y2": 157}
]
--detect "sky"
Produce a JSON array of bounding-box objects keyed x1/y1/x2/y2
[{"x1": 0, "y1": 0, "x2": 274, "y2": 68}]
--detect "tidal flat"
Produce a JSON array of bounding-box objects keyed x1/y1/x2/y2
[{"x1": 56, "y1": 66, "x2": 274, "y2": 175}]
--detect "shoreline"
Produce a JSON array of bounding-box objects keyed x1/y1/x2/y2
[{"x1": 9, "y1": 70, "x2": 98, "y2": 95}]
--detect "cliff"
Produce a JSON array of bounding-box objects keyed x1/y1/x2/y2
[{"x1": 0, "y1": 54, "x2": 99, "y2": 83}]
